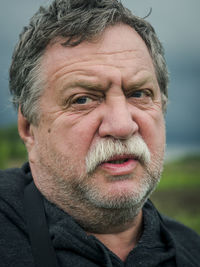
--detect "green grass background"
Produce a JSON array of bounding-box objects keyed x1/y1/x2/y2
[{"x1": 0, "y1": 125, "x2": 200, "y2": 234}]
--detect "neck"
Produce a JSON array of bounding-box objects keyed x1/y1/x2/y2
[{"x1": 87, "y1": 210, "x2": 143, "y2": 261}]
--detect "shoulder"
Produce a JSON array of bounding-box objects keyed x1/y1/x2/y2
[
  {"x1": 161, "y1": 213, "x2": 200, "y2": 258},
  {"x1": 0, "y1": 163, "x2": 32, "y2": 225},
  {"x1": 0, "y1": 162, "x2": 31, "y2": 191},
  {"x1": 161, "y1": 214, "x2": 200, "y2": 241},
  {"x1": 146, "y1": 200, "x2": 200, "y2": 263},
  {"x1": 0, "y1": 163, "x2": 31, "y2": 198},
  {"x1": 0, "y1": 164, "x2": 34, "y2": 266}
]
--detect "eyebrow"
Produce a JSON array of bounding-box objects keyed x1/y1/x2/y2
[
  {"x1": 60, "y1": 80, "x2": 106, "y2": 93},
  {"x1": 125, "y1": 76, "x2": 156, "y2": 91},
  {"x1": 60, "y1": 74, "x2": 157, "y2": 95}
]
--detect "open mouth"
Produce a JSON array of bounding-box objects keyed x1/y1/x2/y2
[
  {"x1": 99, "y1": 155, "x2": 138, "y2": 175},
  {"x1": 102, "y1": 155, "x2": 138, "y2": 165},
  {"x1": 106, "y1": 158, "x2": 130, "y2": 164}
]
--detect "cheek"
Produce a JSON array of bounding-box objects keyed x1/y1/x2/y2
[
  {"x1": 138, "y1": 112, "x2": 165, "y2": 153},
  {"x1": 46, "y1": 113, "x2": 101, "y2": 157}
]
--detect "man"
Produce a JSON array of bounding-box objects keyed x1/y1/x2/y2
[{"x1": 1, "y1": 0, "x2": 200, "y2": 266}]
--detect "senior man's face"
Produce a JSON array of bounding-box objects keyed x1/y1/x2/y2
[{"x1": 26, "y1": 24, "x2": 165, "y2": 232}]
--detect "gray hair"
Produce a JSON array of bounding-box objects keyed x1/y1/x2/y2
[{"x1": 9, "y1": 0, "x2": 169, "y2": 125}]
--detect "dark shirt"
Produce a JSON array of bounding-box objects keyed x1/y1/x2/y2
[{"x1": 0, "y1": 163, "x2": 200, "y2": 266}]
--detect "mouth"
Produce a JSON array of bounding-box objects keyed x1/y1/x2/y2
[
  {"x1": 99, "y1": 155, "x2": 138, "y2": 175},
  {"x1": 104, "y1": 155, "x2": 137, "y2": 164},
  {"x1": 107, "y1": 158, "x2": 130, "y2": 164},
  {"x1": 103, "y1": 154, "x2": 139, "y2": 163}
]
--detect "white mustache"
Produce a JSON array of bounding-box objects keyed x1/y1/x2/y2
[{"x1": 86, "y1": 135, "x2": 151, "y2": 174}]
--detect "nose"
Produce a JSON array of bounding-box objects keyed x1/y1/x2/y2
[{"x1": 98, "y1": 97, "x2": 139, "y2": 140}]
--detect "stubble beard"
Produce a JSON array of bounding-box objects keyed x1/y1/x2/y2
[{"x1": 34, "y1": 136, "x2": 164, "y2": 233}]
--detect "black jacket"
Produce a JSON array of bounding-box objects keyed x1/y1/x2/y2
[{"x1": 0, "y1": 163, "x2": 200, "y2": 267}]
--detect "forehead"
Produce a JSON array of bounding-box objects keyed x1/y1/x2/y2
[{"x1": 41, "y1": 24, "x2": 155, "y2": 83}]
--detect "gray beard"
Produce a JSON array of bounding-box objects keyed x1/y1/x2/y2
[
  {"x1": 38, "y1": 161, "x2": 162, "y2": 234},
  {"x1": 33, "y1": 136, "x2": 164, "y2": 234}
]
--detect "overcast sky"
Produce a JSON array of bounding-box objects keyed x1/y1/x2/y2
[{"x1": 0, "y1": 0, "x2": 200, "y2": 148}]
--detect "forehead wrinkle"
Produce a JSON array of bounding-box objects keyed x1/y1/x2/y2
[
  {"x1": 45, "y1": 49, "x2": 141, "y2": 74},
  {"x1": 56, "y1": 66, "x2": 156, "y2": 98},
  {"x1": 43, "y1": 46, "x2": 152, "y2": 83},
  {"x1": 95, "y1": 49, "x2": 138, "y2": 56},
  {"x1": 95, "y1": 50, "x2": 146, "y2": 65}
]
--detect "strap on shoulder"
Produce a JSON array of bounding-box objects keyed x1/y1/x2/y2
[{"x1": 24, "y1": 181, "x2": 58, "y2": 267}]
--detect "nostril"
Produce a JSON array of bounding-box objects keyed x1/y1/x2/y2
[{"x1": 98, "y1": 118, "x2": 139, "y2": 139}]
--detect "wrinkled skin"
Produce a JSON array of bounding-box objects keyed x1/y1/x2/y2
[{"x1": 19, "y1": 24, "x2": 165, "y2": 235}]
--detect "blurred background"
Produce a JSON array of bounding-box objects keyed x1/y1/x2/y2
[{"x1": 0, "y1": 0, "x2": 200, "y2": 233}]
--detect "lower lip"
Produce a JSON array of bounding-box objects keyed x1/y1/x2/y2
[{"x1": 100, "y1": 159, "x2": 138, "y2": 176}]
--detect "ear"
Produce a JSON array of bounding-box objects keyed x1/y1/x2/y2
[{"x1": 18, "y1": 107, "x2": 35, "y2": 153}]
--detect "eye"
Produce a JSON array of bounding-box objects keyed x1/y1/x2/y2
[
  {"x1": 131, "y1": 91, "x2": 144, "y2": 98},
  {"x1": 129, "y1": 89, "x2": 152, "y2": 99},
  {"x1": 73, "y1": 96, "x2": 93, "y2": 105}
]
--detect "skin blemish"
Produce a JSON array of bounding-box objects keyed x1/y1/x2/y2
[{"x1": 48, "y1": 128, "x2": 51, "y2": 133}]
